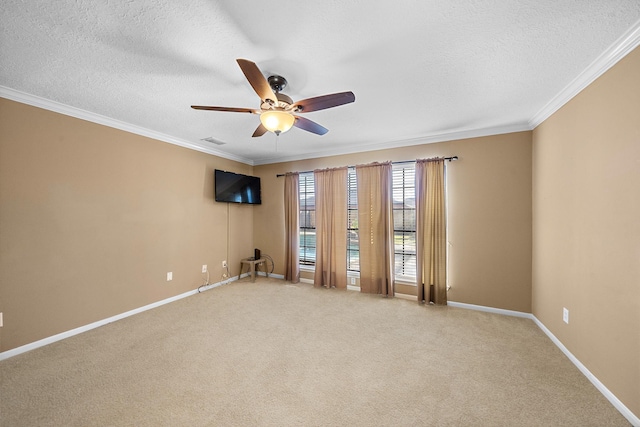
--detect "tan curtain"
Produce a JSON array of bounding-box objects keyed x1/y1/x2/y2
[
  {"x1": 313, "y1": 167, "x2": 348, "y2": 289},
  {"x1": 415, "y1": 159, "x2": 447, "y2": 305},
  {"x1": 355, "y1": 162, "x2": 394, "y2": 296},
  {"x1": 284, "y1": 173, "x2": 300, "y2": 283}
]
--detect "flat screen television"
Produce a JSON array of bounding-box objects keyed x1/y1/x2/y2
[{"x1": 214, "y1": 169, "x2": 262, "y2": 204}]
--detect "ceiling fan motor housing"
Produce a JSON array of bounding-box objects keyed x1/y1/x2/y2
[{"x1": 268, "y1": 75, "x2": 287, "y2": 92}]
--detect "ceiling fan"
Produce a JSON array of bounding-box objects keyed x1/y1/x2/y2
[{"x1": 191, "y1": 59, "x2": 355, "y2": 137}]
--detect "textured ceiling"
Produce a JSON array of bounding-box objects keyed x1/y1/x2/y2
[{"x1": 1, "y1": 1, "x2": 640, "y2": 165}]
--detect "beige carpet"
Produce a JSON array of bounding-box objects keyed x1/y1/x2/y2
[{"x1": 0, "y1": 277, "x2": 629, "y2": 426}]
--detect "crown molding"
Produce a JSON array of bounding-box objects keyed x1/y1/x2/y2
[
  {"x1": 253, "y1": 122, "x2": 532, "y2": 165},
  {"x1": 0, "y1": 86, "x2": 255, "y2": 165},
  {"x1": 529, "y1": 17, "x2": 640, "y2": 129},
  {"x1": 2, "y1": 85, "x2": 530, "y2": 167}
]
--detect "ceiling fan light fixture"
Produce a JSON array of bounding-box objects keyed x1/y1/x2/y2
[
  {"x1": 192, "y1": 59, "x2": 355, "y2": 137},
  {"x1": 260, "y1": 110, "x2": 295, "y2": 135}
]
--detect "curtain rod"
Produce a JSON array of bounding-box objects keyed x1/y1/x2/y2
[{"x1": 275, "y1": 156, "x2": 458, "y2": 177}]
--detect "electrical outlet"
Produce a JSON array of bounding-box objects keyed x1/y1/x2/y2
[
  {"x1": 563, "y1": 307, "x2": 569, "y2": 324},
  {"x1": 222, "y1": 260, "x2": 227, "y2": 268},
  {"x1": 167, "y1": 272, "x2": 173, "y2": 281},
  {"x1": 0, "y1": 312, "x2": 3, "y2": 328},
  {"x1": 202, "y1": 265, "x2": 207, "y2": 273},
  {"x1": 350, "y1": 277, "x2": 356, "y2": 285}
]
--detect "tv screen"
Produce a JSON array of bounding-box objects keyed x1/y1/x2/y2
[{"x1": 215, "y1": 170, "x2": 262, "y2": 204}]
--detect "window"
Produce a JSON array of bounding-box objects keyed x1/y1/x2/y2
[
  {"x1": 299, "y1": 172, "x2": 316, "y2": 266},
  {"x1": 392, "y1": 164, "x2": 417, "y2": 281},
  {"x1": 297, "y1": 164, "x2": 419, "y2": 282},
  {"x1": 347, "y1": 168, "x2": 359, "y2": 272}
]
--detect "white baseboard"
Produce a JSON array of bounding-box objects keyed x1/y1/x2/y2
[
  {"x1": 256, "y1": 272, "x2": 284, "y2": 280},
  {"x1": 0, "y1": 278, "x2": 235, "y2": 361},
  {"x1": 447, "y1": 301, "x2": 534, "y2": 319},
  {"x1": 394, "y1": 292, "x2": 417, "y2": 301},
  {"x1": 293, "y1": 280, "x2": 359, "y2": 292}
]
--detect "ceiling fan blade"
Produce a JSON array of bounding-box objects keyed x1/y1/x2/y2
[
  {"x1": 293, "y1": 116, "x2": 329, "y2": 135},
  {"x1": 191, "y1": 105, "x2": 257, "y2": 113},
  {"x1": 236, "y1": 59, "x2": 278, "y2": 105},
  {"x1": 291, "y1": 91, "x2": 355, "y2": 113},
  {"x1": 252, "y1": 124, "x2": 268, "y2": 137}
]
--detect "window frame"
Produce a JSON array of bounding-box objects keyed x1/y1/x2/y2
[
  {"x1": 298, "y1": 172, "x2": 316, "y2": 266},
  {"x1": 392, "y1": 163, "x2": 417, "y2": 283},
  {"x1": 347, "y1": 168, "x2": 359, "y2": 272}
]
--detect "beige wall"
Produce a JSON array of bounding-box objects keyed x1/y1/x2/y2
[
  {"x1": 254, "y1": 131, "x2": 533, "y2": 313},
  {"x1": 532, "y1": 47, "x2": 640, "y2": 415},
  {"x1": 0, "y1": 98, "x2": 255, "y2": 352}
]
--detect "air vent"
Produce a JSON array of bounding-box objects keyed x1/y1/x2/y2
[{"x1": 201, "y1": 137, "x2": 226, "y2": 146}]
